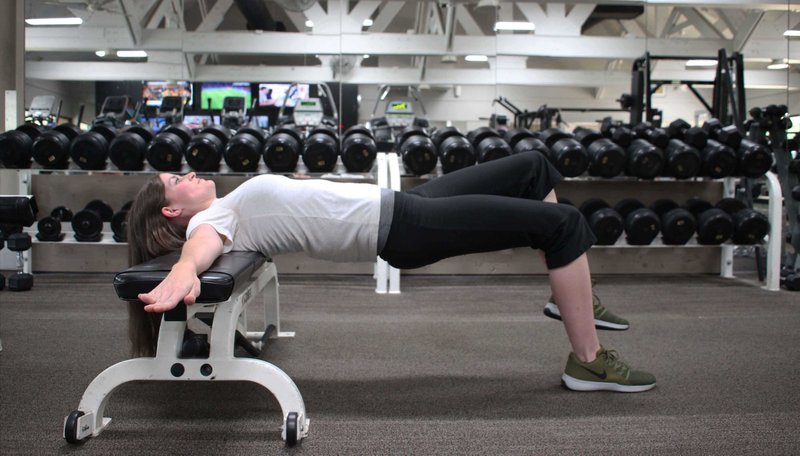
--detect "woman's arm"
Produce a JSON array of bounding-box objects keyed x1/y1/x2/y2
[{"x1": 137, "y1": 223, "x2": 225, "y2": 313}]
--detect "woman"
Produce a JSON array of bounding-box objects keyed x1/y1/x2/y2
[{"x1": 127, "y1": 151, "x2": 655, "y2": 393}]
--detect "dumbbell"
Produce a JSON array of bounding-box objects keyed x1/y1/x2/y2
[
  {"x1": 109, "y1": 125, "x2": 156, "y2": 171},
  {"x1": 263, "y1": 127, "x2": 301, "y2": 173},
  {"x1": 714, "y1": 198, "x2": 770, "y2": 245},
  {"x1": 572, "y1": 127, "x2": 625, "y2": 178},
  {"x1": 700, "y1": 139, "x2": 738, "y2": 179},
  {"x1": 578, "y1": 198, "x2": 624, "y2": 245},
  {"x1": 147, "y1": 124, "x2": 194, "y2": 171},
  {"x1": 32, "y1": 124, "x2": 81, "y2": 169},
  {"x1": 432, "y1": 127, "x2": 475, "y2": 174},
  {"x1": 780, "y1": 267, "x2": 800, "y2": 291},
  {"x1": 684, "y1": 197, "x2": 734, "y2": 245},
  {"x1": 341, "y1": 125, "x2": 378, "y2": 173},
  {"x1": 663, "y1": 139, "x2": 701, "y2": 179},
  {"x1": 36, "y1": 206, "x2": 73, "y2": 242},
  {"x1": 667, "y1": 119, "x2": 708, "y2": 150},
  {"x1": 7, "y1": 233, "x2": 33, "y2": 291},
  {"x1": 466, "y1": 127, "x2": 512, "y2": 164},
  {"x1": 625, "y1": 139, "x2": 664, "y2": 179},
  {"x1": 538, "y1": 128, "x2": 589, "y2": 177},
  {"x1": 0, "y1": 124, "x2": 45, "y2": 168},
  {"x1": 396, "y1": 126, "x2": 437, "y2": 176},
  {"x1": 631, "y1": 123, "x2": 669, "y2": 149},
  {"x1": 701, "y1": 119, "x2": 743, "y2": 149},
  {"x1": 186, "y1": 124, "x2": 231, "y2": 172},
  {"x1": 225, "y1": 126, "x2": 266, "y2": 172},
  {"x1": 736, "y1": 139, "x2": 772, "y2": 178},
  {"x1": 650, "y1": 199, "x2": 696, "y2": 245},
  {"x1": 600, "y1": 120, "x2": 634, "y2": 148},
  {"x1": 614, "y1": 198, "x2": 661, "y2": 245},
  {"x1": 303, "y1": 126, "x2": 339, "y2": 173},
  {"x1": 111, "y1": 201, "x2": 132, "y2": 243},
  {"x1": 70, "y1": 124, "x2": 117, "y2": 170},
  {"x1": 71, "y1": 199, "x2": 113, "y2": 242},
  {"x1": 504, "y1": 128, "x2": 550, "y2": 157}
]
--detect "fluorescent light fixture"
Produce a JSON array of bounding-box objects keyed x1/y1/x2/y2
[
  {"x1": 305, "y1": 20, "x2": 313, "y2": 27},
  {"x1": 784, "y1": 30, "x2": 800, "y2": 37},
  {"x1": 465, "y1": 54, "x2": 488, "y2": 62},
  {"x1": 767, "y1": 61, "x2": 789, "y2": 70},
  {"x1": 95, "y1": 50, "x2": 106, "y2": 57},
  {"x1": 363, "y1": 54, "x2": 370, "y2": 59},
  {"x1": 116, "y1": 50, "x2": 148, "y2": 58},
  {"x1": 25, "y1": 17, "x2": 83, "y2": 26},
  {"x1": 685, "y1": 59, "x2": 717, "y2": 67},
  {"x1": 493, "y1": 21, "x2": 535, "y2": 31},
  {"x1": 362, "y1": 19, "x2": 373, "y2": 27}
]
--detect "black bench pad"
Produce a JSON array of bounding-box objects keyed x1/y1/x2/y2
[{"x1": 114, "y1": 251, "x2": 267, "y2": 303}]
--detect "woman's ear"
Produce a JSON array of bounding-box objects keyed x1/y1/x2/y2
[{"x1": 161, "y1": 206, "x2": 182, "y2": 219}]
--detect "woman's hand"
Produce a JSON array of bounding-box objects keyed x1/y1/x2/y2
[{"x1": 138, "y1": 262, "x2": 201, "y2": 313}]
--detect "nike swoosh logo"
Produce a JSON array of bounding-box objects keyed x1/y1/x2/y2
[{"x1": 579, "y1": 365, "x2": 607, "y2": 379}]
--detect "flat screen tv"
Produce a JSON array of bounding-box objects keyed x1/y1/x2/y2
[
  {"x1": 258, "y1": 83, "x2": 310, "y2": 108},
  {"x1": 142, "y1": 81, "x2": 192, "y2": 107},
  {"x1": 200, "y1": 82, "x2": 252, "y2": 110}
]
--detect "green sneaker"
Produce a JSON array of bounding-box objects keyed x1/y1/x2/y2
[
  {"x1": 543, "y1": 282, "x2": 630, "y2": 330},
  {"x1": 562, "y1": 347, "x2": 656, "y2": 393}
]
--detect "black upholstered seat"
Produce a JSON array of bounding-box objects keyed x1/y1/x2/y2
[{"x1": 113, "y1": 251, "x2": 267, "y2": 303}]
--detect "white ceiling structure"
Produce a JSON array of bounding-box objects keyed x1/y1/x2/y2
[{"x1": 22, "y1": 0, "x2": 800, "y2": 91}]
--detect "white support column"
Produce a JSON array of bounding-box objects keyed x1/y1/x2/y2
[
  {"x1": 387, "y1": 152, "x2": 401, "y2": 294},
  {"x1": 370, "y1": 1, "x2": 405, "y2": 33},
  {"x1": 764, "y1": 172, "x2": 783, "y2": 291},
  {"x1": 375, "y1": 153, "x2": 389, "y2": 293}
]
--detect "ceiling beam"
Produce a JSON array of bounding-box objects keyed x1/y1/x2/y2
[
  {"x1": 25, "y1": 60, "x2": 799, "y2": 90},
  {"x1": 25, "y1": 28, "x2": 796, "y2": 61}
]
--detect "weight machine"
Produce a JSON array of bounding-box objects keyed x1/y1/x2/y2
[
  {"x1": 628, "y1": 49, "x2": 746, "y2": 129},
  {"x1": 492, "y1": 96, "x2": 629, "y2": 131}
]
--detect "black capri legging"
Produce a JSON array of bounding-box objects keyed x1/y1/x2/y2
[{"x1": 379, "y1": 151, "x2": 596, "y2": 270}]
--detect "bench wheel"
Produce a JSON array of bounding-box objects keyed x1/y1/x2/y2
[
  {"x1": 285, "y1": 412, "x2": 299, "y2": 447},
  {"x1": 64, "y1": 410, "x2": 87, "y2": 445}
]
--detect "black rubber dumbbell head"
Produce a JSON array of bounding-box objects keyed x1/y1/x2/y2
[
  {"x1": 7, "y1": 232, "x2": 32, "y2": 251},
  {"x1": 614, "y1": 199, "x2": 661, "y2": 245},
  {"x1": 263, "y1": 127, "x2": 301, "y2": 173},
  {"x1": 580, "y1": 198, "x2": 624, "y2": 245},
  {"x1": 438, "y1": 135, "x2": 475, "y2": 174},
  {"x1": 715, "y1": 198, "x2": 770, "y2": 244},
  {"x1": 109, "y1": 125, "x2": 155, "y2": 171},
  {"x1": 686, "y1": 197, "x2": 733, "y2": 245},
  {"x1": 341, "y1": 125, "x2": 377, "y2": 173},
  {"x1": 701, "y1": 140, "x2": 737, "y2": 179},
  {"x1": 111, "y1": 209, "x2": 129, "y2": 243},
  {"x1": 650, "y1": 199, "x2": 696, "y2": 245},
  {"x1": 147, "y1": 124, "x2": 193, "y2": 171}
]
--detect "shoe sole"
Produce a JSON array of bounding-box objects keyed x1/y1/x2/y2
[
  {"x1": 561, "y1": 374, "x2": 656, "y2": 393},
  {"x1": 544, "y1": 302, "x2": 629, "y2": 331}
]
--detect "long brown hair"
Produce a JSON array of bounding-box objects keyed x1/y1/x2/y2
[{"x1": 126, "y1": 175, "x2": 186, "y2": 357}]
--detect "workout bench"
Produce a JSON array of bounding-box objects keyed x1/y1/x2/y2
[{"x1": 63, "y1": 251, "x2": 309, "y2": 446}]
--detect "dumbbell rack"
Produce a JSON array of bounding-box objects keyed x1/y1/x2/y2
[
  {"x1": 382, "y1": 154, "x2": 784, "y2": 292},
  {"x1": 5, "y1": 158, "x2": 783, "y2": 292}
]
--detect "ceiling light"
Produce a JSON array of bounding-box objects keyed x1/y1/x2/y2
[
  {"x1": 465, "y1": 55, "x2": 488, "y2": 62},
  {"x1": 493, "y1": 21, "x2": 535, "y2": 32},
  {"x1": 25, "y1": 17, "x2": 83, "y2": 26},
  {"x1": 767, "y1": 60, "x2": 789, "y2": 70},
  {"x1": 116, "y1": 50, "x2": 148, "y2": 58},
  {"x1": 785, "y1": 30, "x2": 800, "y2": 37},
  {"x1": 305, "y1": 20, "x2": 313, "y2": 28},
  {"x1": 362, "y1": 19, "x2": 373, "y2": 27},
  {"x1": 685, "y1": 59, "x2": 718, "y2": 67},
  {"x1": 363, "y1": 54, "x2": 370, "y2": 59},
  {"x1": 95, "y1": 50, "x2": 106, "y2": 57}
]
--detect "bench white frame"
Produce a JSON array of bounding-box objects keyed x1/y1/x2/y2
[{"x1": 63, "y1": 260, "x2": 309, "y2": 445}]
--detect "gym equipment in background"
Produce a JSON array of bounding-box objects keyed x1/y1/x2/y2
[
  {"x1": 147, "y1": 124, "x2": 193, "y2": 171},
  {"x1": 715, "y1": 198, "x2": 770, "y2": 245},
  {"x1": 538, "y1": 128, "x2": 589, "y2": 177},
  {"x1": 572, "y1": 127, "x2": 625, "y2": 178},
  {"x1": 649, "y1": 199, "x2": 696, "y2": 245},
  {"x1": 109, "y1": 124, "x2": 155, "y2": 171},
  {"x1": 432, "y1": 127, "x2": 475, "y2": 174},
  {"x1": 71, "y1": 200, "x2": 114, "y2": 242},
  {"x1": 186, "y1": 124, "x2": 231, "y2": 172},
  {"x1": 396, "y1": 126, "x2": 437, "y2": 176},
  {"x1": 614, "y1": 198, "x2": 661, "y2": 245},
  {"x1": 302, "y1": 125, "x2": 339, "y2": 173},
  {"x1": 263, "y1": 127, "x2": 302, "y2": 173},
  {"x1": 340, "y1": 125, "x2": 377, "y2": 173},
  {"x1": 625, "y1": 138, "x2": 664, "y2": 179},
  {"x1": 225, "y1": 125, "x2": 267, "y2": 172},
  {"x1": 685, "y1": 197, "x2": 734, "y2": 245},
  {"x1": 466, "y1": 127, "x2": 512, "y2": 163},
  {"x1": 36, "y1": 206, "x2": 74, "y2": 242}
]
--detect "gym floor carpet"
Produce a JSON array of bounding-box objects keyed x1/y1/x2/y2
[{"x1": 0, "y1": 273, "x2": 798, "y2": 455}]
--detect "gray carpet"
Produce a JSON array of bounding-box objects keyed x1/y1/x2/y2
[{"x1": 1, "y1": 273, "x2": 799, "y2": 455}]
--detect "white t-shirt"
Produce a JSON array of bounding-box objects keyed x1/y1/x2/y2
[{"x1": 186, "y1": 174, "x2": 382, "y2": 262}]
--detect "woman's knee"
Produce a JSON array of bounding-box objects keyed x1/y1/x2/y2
[{"x1": 538, "y1": 204, "x2": 594, "y2": 267}]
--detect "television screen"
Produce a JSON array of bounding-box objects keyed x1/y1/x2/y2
[
  {"x1": 251, "y1": 115, "x2": 269, "y2": 129},
  {"x1": 258, "y1": 83, "x2": 310, "y2": 108},
  {"x1": 142, "y1": 81, "x2": 192, "y2": 107},
  {"x1": 183, "y1": 115, "x2": 219, "y2": 130},
  {"x1": 200, "y1": 82, "x2": 252, "y2": 110}
]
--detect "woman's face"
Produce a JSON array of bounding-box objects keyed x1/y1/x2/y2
[{"x1": 159, "y1": 172, "x2": 216, "y2": 209}]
